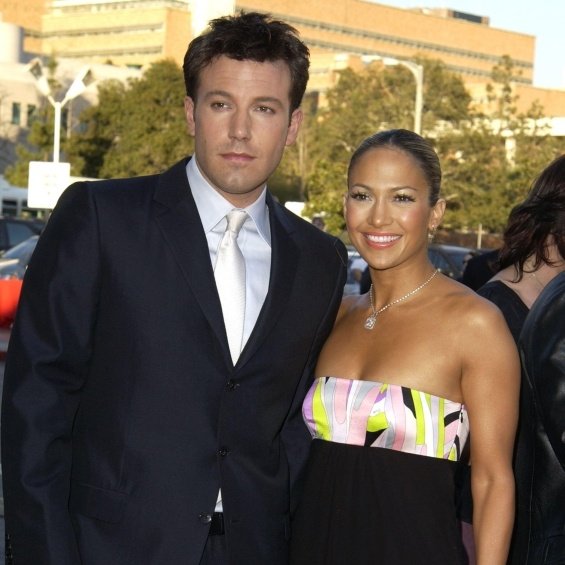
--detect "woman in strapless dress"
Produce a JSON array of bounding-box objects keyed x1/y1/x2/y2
[{"x1": 290, "y1": 129, "x2": 520, "y2": 565}]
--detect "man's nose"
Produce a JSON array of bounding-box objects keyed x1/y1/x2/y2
[{"x1": 228, "y1": 109, "x2": 251, "y2": 141}]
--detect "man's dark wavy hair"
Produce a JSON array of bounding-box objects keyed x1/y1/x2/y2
[
  {"x1": 498, "y1": 154, "x2": 565, "y2": 279},
  {"x1": 183, "y1": 11, "x2": 310, "y2": 113}
]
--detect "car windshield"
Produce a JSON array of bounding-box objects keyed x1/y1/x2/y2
[{"x1": 1, "y1": 235, "x2": 38, "y2": 262}]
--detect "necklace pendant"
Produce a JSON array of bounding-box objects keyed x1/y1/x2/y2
[{"x1": 364, "y1": 314, "x2": 377, "y2": 330}]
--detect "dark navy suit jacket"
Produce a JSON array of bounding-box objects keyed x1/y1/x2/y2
[{"x1": 1, "y1": 158, "x2": 347, "y2": 564}]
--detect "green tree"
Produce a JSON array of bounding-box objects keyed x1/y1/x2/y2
[
  {"x1": 302, "y1": 53, "x2": 560, "y2": 236},
  {"x1": 437, "y1": 57, "x2": 560, "y2": 233},
  {"x1": 303, "y1": 58, "x2": 472, "y2": 234},
  {"x1": 4, "y1": 58, "x2": 63, "y2": 186},
  {"x1": 71, "y1": 59, "x2": 191, "y2": 178},
  {"x1": 4, "y1": 103, "x2": 56, "y2": 187},
  {"x1": 435, "y1": 126, "x2": 510, "y2": 230}
]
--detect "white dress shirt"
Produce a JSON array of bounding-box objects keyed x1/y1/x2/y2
[
  {"x1": 187, "y1": 157, "x2": 271, "y2": 348},
  {"x1": 186, "y1": 156, "x2": 272, "y2": 514}
]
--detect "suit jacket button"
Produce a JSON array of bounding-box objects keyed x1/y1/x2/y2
[
  {"x1": 199, "y1": 513, "x2": 212, "y2": 524},
  {"x1": 219, "y1": 447, "x2": 229, "y2": 457},
  {"x1": 226, "y1": 379, "x2": 238, "y2": 391}
]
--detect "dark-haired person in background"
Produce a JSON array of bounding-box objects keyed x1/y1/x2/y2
[
  {"x1": 519, "y1": 271, "x2": 565, "y2": 564},
  {"x1": 459, "y1": 248, "x2": 500, "y2": 291},
  {"x1": 1, "y1": 12, "x2": 346, "y2": 564},
  {"x1": 477, "y1": 154, "x2": 565, "y2": 563}
]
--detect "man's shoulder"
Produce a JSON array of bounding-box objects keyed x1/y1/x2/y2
[{"x1": 66, "y1": 159, "x2": 188, "y2": 203}]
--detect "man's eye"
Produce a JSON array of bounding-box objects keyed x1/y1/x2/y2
[
  {"x1": 211, "y1": 102, "x2": 228, "y2": 110},
  {"x1": 257, "y1": 106, "x2": 274, "y2": 113}
]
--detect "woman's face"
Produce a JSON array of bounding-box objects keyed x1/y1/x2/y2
[{"x1": 344, "y1": 146, "x2": 445, "y2": 271}]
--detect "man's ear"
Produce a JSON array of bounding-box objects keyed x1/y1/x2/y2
[
  {"x1": 285, "y1": 108, "x2": 303, "y2": 146},
  {"x1": 184, "y1": 96, "x2": 196, "y2": 136}
]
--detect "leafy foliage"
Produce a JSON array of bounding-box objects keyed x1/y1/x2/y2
[
  {"x1": 5, "y1": 54, "x2": 560, "y2": 236},
  {"x1": 4, "y1": 57, "x2": 63, "y2": 186},
  {"x1": 304, "y1": 58, "x2": 472, "y2": 232},
  {"x1": 70, "y1": 59, "x2": 191, "y2": 178},
  {"x1": 303, "y1": 56, "x2": 560, "y2": 235}
]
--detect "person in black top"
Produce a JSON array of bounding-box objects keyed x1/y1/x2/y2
[{"x1": 476, "y1": 154, "x2": 565, "y2": 564}]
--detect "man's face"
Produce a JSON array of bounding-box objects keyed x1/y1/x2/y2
[{"x1": 184, "y1": 56, "x2": 303, "y2": 207}]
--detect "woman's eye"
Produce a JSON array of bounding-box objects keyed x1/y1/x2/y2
[
  {"x1": 350, "y1": 192, "x2": 370, "y2": 201},
  {"x1": 394, "y1": 193, "x2": 415, "y2": 202}
]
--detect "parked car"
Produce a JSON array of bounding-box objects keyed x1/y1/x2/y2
[
  {"x1": 0, "y1": 216, "x2": 44, "y2": 254},
  {"x1": 428, "y1": 244, "x2": 473, "y2": 279},
  {"x1": 344, "y1": 244, "x2": 475, "y2": 296},
  {"x1": 0, "y1": 235, "x2": 39, "y2": 328},
  {"x1": 344, "y1": 247, "x2": 365, "y2": 295}
]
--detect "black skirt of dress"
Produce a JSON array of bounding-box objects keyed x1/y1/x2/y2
[{"x1": 290, "y1": 439, "x2": 468, "y2": 565}]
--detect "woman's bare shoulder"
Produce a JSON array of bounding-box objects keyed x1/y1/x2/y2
[{"x1": 436, "y1": 276, "x2": 508, "y2": 328}]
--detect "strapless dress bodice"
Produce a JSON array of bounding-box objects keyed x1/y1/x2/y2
[{"x1": 303, "y1": 375, "x2": 469, "y2": 461}]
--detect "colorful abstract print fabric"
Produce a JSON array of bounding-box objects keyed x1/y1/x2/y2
[{"x1": 303, "y1": 376, "x2": 469, "y2": 461}]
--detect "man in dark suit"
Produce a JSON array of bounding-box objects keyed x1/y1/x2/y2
[{"x1": 1, "y1": 12, "x2": 347, "y2": 565}]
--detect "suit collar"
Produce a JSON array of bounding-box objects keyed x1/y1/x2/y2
[
  {"x1": 153, "y1": 160, "x2": 300, "y2": 369},
  {"x1": 153, "y1": 159, "x2": 227, "y2": 351},
  {"x1": 186, "y1": 156, "x2": 271, "y2": 245}
]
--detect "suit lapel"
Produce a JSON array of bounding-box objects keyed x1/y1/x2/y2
[
  {"x1": 152, "y1": 159, "x2": 228, "y2": 351},
  {"x1": 238, "y1": 195, "x2": 299, "y2": 365},
  {"x1": 152, "y1": 163, "x2": 301, "y2": 368}
]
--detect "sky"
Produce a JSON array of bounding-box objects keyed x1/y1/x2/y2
[{"x1": 376, "y1": 0, "x2": 565, "y2": 90}]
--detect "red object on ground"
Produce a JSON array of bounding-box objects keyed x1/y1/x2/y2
[{"x1": 0, "y1": 278, "x2": 23, "y2": 329}]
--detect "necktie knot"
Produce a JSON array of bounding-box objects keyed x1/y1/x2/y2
[{"x1": 226, "y1": 209, "x2": 247, "y2": 236}]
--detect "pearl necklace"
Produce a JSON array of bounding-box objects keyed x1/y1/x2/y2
[{"x1": 364, "y1": 269, "x2": 439, "y2": 330}]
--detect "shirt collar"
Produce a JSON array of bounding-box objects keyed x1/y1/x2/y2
[{"x1": 186, "y1": 156, "x2": 271, "y2": 244}]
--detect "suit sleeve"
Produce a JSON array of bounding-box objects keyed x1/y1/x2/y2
[
  {"x1": 281, "y1": 239, "x2": 347, "y2": 516},
  {"x1": 521, "y1": 278, "x2": 565, "y2": 470},
  {"x1": 1, "y1": 182, "x2": 101, "y2": 564},
  {"x1": 532, "y1": 308, "x2": 565, "y2": 468}
]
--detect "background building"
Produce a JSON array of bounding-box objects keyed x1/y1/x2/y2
[
  {"x1": 2, "y1": 0, "x2": 564, "y2": 115},
  {"x1": 1, "y1": 0, "x2": 564, "y2": 178}
]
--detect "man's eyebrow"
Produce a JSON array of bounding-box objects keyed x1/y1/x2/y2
[
  {"x1": 202, "y1": 89, "x2": 231, "y2": 100},
  {"x1": 253, "y1": 96, "x2": 285, "y2": 107},
  {"x1": 202, "y1": 91, "x2": 285, "y2": 108}
]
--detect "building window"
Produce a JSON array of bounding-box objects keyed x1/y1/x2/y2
[{"x1": 11, "y1": 102, "x2": 21, "y2": 125}]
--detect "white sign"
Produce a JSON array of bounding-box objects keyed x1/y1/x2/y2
[{"x1": 27, "y1": 161, "x2": 71, "y2": 209}]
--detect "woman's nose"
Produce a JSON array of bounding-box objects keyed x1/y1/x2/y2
[{"x1": 369, "y1": 201, "x2": 391, "y2": 226}]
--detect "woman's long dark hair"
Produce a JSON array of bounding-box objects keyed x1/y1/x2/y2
[{"x1": 498, "y1": 154, "x2": 565, "y2": 279}]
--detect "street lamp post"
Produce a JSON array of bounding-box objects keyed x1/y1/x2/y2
[
  {"x1": 27, "y1": 59, "x2": 94, "y2": 163},
  {"x1": 361, "y1": 55, "x2": 424, "y2": 135}
]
